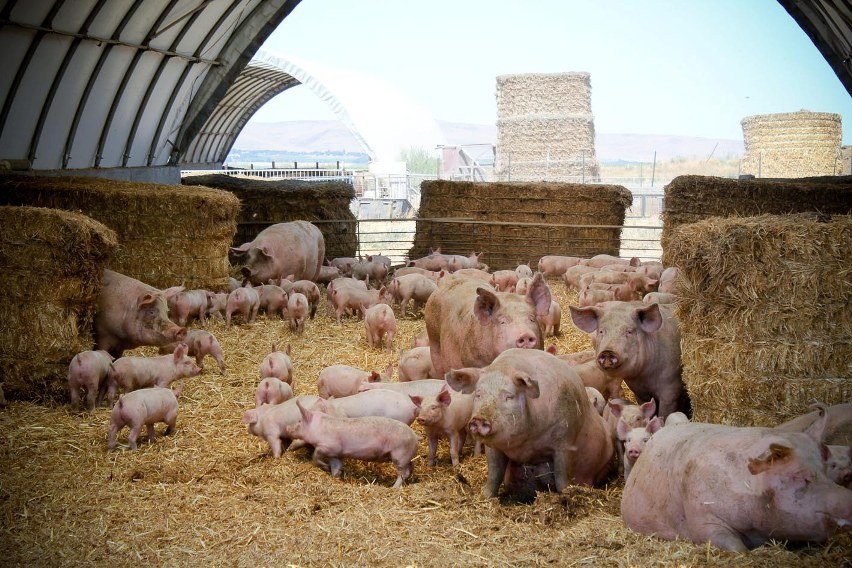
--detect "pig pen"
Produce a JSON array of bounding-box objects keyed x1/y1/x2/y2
[
  {"x1": 667, "y1": 213, "x2": 851, "y2": 426},
  {"x1": 181, "y1": 174, "x2": 358, "y2": 260},
  {"x1": 1, "y1": 280, "x2": 849, "y2": 566},
  {"x1": 410, "y1": 181, "x2": 632, "y2": 270},
  {"x1": 0, "y1": 175, "x2": 239, "y2": 291},
  {"x1": 0, "y1": 206, "x2": 117, "y2": 400}
]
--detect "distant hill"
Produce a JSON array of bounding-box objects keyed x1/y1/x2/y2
[{"x1": 228, "y1": 120, "x2": 744, "y2": 163}]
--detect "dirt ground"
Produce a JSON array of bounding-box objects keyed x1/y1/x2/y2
[{"x1": 0, "y1": 281, "x2": 848, "y2": 566}]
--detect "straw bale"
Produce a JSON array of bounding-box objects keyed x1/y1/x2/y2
[
  {"x1": 1, "y1": 279, "x2": 850, "y2": 565},
  {"x1": 410, "y1": 180, "x2": 631, "y2": 269},
  {"x1": 0, "y1": 174, "x2": 239, "y2": 290},
  {"x1": 667, "y1": 213, "x2": 851, "y2": 426},
  {"x1": 661, "y1": 174, "x2": 852, "y2": 261},
  {"x1": 182, "y1": 174, "x2": 357, "y2": 259},
  {"x1": 0, "y1": 206, "x2": 117, "y2": 400}
]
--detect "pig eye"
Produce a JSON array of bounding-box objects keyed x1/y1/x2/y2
[{"x1": 503, "y1": 393, "x2": 514, "y2": 401}]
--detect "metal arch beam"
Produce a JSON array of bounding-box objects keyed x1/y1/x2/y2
[
  {"x1": 61, "y1": 0, "x2": 144, "y2": 168},
  {"x1": 146, "y1": 0, "x2": 246, "y2": 166},
  {"x1": 27, "y1": 0, "x2": 107, "y2": 165},
  {"x1": 170, "y1": 0, "x2": 300, "y2": 165}
]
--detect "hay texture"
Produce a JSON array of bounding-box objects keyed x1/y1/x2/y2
[
  {"x1": 661, "y1": 174, "x2": 852, "y2": 261},
  {"x1": 411, "y1": 180, "x2": 631, "y2": 269},
  {"x1": 0, "y1": 175, "x2": 239, "y2": 290},
  {"x1": 740, "y1": 111, "x2": 842, "y2": 178},
  {"x1": 667, "y1": 213, "x2": 851, "y2": 426},
  {"x1": 494, "y1": 73, "x2": 600, "y2": 182},
  {"x1": 0, "y1": 206, "x2": 117, "y2": 400},
  {"x1": 182, "y1": 174, "x2": 357, "y2": 259}
]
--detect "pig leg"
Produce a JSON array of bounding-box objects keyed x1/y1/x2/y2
[
  {"x1": 164, "y1": 409, "x2": 177, "y2": 435},
  {"x1": 225, "y1": 308, "x2": 233, "y2": 329},
  {"x1": 146, "y1": 423, "x2": 157, "y2": 443},
  {"x1": 198, "y1": 304, "x2": 207, "y2": 327},
  {"x1": 449, "y1": 430, "x2": 463, "y2": 467},
  {"x1": 392, "y1": 459, "x2": 412, "y2": 488},
  {"x1": 85, "y1": 386, "x2": 97, "y2": 411},
  {"x1": 400, "y1": 294, "x2": 410, "y2": 318},
  {"x1": 106, "y1": 380, "x2": 119, "y2": 408},
  {"x1": 127, "y1": 423, "x2": 142, "y2": 451},
  {"x1": 484, "y1": 447, "x2": 510, "y2": 498},
  {"x1": 250, "y1": 303, "x2": 259, "y2": 324},
  {"x1": 195, "y1": 353, "x2": 205, "y2": 373},
  {"x1": 107, "y1": 423, "x2": 120, "y2": 451},
  {"x1": 426, "y1": 434, "x2": 439, "y2": 467},
  {"x1": 267, "y1": 436, "x2": 284, "y2": 458},
  {"x1": 385, "y1": 330, "x2": 395, "y2": 353},
  {"x1": 312, "y1": 448, "x2": 332, "y2": 472},
  {"x1": 686, "y1": 514, "x2": 749, "y2": 552},
  {"x1": 309, "y1": 302, "x2": 317, "y2": 320},
  {"x1": 328, "y1": 457, "x2": 343, "y2": 478},
  {"x1": 553, "y1": 447, "x2": 575, "y2": 491},
  {"x1": 69, "y1": 386, "x2": 82, "y2": 409}
]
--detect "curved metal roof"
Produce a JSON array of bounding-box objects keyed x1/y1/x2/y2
[{"x1": 0, "y1": 0, "x2": 299, "y2": 171}]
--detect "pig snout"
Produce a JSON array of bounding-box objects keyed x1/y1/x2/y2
[
  {"x1": 515, "y1": 332, "x2": 537, "y2": 349},
  {"x1": 416, "y1": 416, "x2": 427, "y2": 425},
  {"x1": 469, "y1": 417, "x2": 491, "y2": 436},
  {"x1": 597, "y1": 350, "x2": 620, "y2": 370},
  {"x1": 627, "y1": 448, "x2": 641, "y2": 460}
]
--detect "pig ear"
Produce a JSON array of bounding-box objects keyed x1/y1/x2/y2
[
  {"x1": 546, "y1": 344, "x2": 557, "y2": 355},
  {"x1": 173, "y1": 343, "x2": 188, "y2": 361},
  {"x1": 629, "y1": 257, "x2": 640, "y2": 267},
  {"x1": 366, "y1": 255, "x2": 373, "y2": 262},
  {"x1": 473, "y1": 288, "x2": 501, "y2": 325},
  {"x1": 640, "y1": 399, "x2": 657, "y2": 419},
  {"x1": 409, "y1": 395, "x2": 423, "y2": 408},
  {"x1": 285, "y1": 343, "x2": 292, "y2": 356},
  {"x1": 525, "y1": 273, "x2": 551, "y2": 317},
  {"x1": 804, "y1": 404, "x2": 828, "y2": 444},
  {"x1": 445, "y1": 368, "x2": 481, "y2": 394},
  {"x1": 647, "y1": 416, "x2": 664, "y2": 434},
  {"x1": 635, "y1": 303, "x2": 663, "y2": 333},
  {"x1": 242, "y1": 410, "x2": 258, "y2": 424},
  {"x1": 748, "y1": 443, "x2": 794, "y2": 475},
  {"x1": 296, "y1": 400, "x2": 314, "y2": 424},
  {"x1": 616, "y1": 418, "x2": 630, "y2": 441},
  {"x1": 512, "y1": 373, "x2": 540, "y2": 399},
  {"x1": 313, "y1": 398, "x2": 329, "y2": 414},
  {"x1": 285, "y1": 274, "x2": 295, "y2": 282},
  {"x1": 369, "y1": 371, "x2": 381, "y2": 382},
  {"x1": 437, "y1": 387, "x2": 452, "y2": 406},
  {"x1": 257, "y1": 246, "x2": 272, "y2": 259},
  {"x1": 385, "y1": 362, "x2": 394, "y2": 376},
  {"x1": 646, "y1": 279, "x2": 659, "y2": 289},
  {"x1": 608, "y1": 399, "x2": 626, "y2": 418},
  {"x1": 161, "y1": 286, "x2": 185, "y2": 300},
  {"x1": 230, "y1": 243, "x2": 251, "y2": 256},
  {"x1": 137, "y1": 293, "x2": 157, "y2": 309},
  {"x1": 569, "y1": 305, "x2": 601, "y2": 333},
  {"x1": 271, "y1": 343, "x2": 277, "y2": 353}
]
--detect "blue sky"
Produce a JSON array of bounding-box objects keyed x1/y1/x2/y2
[{"x1": 255, "y1": 0, "x2": 852, "y2": 143}]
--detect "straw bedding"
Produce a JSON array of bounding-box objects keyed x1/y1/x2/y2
[
  {"x1": 1, "y1": 279, "x2": 848, "y2": 565},
  {"x1": 0, "y1": 206, "x2": 117, "y2": 400},
  {"x1": 0, "y1": 174, "x2": 239, "y2": 291},
  {"x1": 182, "y1": 174, "x2": 357, "y2": 259},
  {"x1": 667, "y1": 213, "x2": 852, "y2": 426},
  {"x1": 411, "y1": 181, "x2": 632, "y2": 270}
]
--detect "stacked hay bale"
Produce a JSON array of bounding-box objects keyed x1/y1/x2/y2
[
  {"x1": 410, "y1": 180, "x2": 631, "y2": 270},
  {"x1": 182, "y1": 174, "x2": 357, "y2": 259},
  {"x1": 494, "y1": 73, "x2": 600, "y2": 182},
  {"x1": 740, "y1": 111, "x2": 842, "y2": 178},
  {"x1": 0, "y1": 206, "x2": 117, "y2": 400},
  {"x1": 667, "y1": 214, "x2": 851, "y2": 426},
  {"x1": 0, "y1": 175, "x2": 239, "y2": 291},
  {"x1": 661, "y1": 175, "x2": 852, "y2": 260}
]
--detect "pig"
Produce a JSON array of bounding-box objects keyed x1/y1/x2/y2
[
  {"x1": 225, "y1": 284, "x2": 260, "y2": 328},
  {"x1": 316, "y1": 265, "x2": 341, "y2": 284},
  {"x1": 604, "y1": 398, "x2": 656, "y2": 474},
  {"x1": 364, "y1": 303, "x2": 396, "y2": 351},
  {"x1": 621, "y1": 418, "x2": 852, "y2": 552},
  {"x1": 408, "y1": 252, "x2": 450, "y2": 272},
  {"x1": 106, "y1": 344, "x2": 200, "y2": 406},
  {"x1": 617, "y1": 415, "x2": 664, "y2": 478},
  {"x1": 635, "y1": 263, "x2": 664, "y2": 280},
  {"x1": 205, "y1": 292, "x2": 228, "y2": 320},
  {"x1": 398, "y1": 346, "x2": 438, "y2": 382},
  {"x1": 317, "y1": 363, "x2": 392, "y2": 398},
  {"x1": 233, "y1": 221, "x2": 325, "y2": 284},
  {"x1": 658, "y1": 266, "x2": 678, "y2": 294},
  {"x1": 282, "y1": 400, "x2": 420, "y2": 488},
  {"x1": 586, "y1": 281, "x2": 638, "y2": 302},
  {"x1": 425, "y1": 273, "x2": 551, "y2": 378},
  {"x1": 260, "y1": 343, "x2": 293, "y2": 385},
  {"x1": 445, "y1": 252, "x2": 485, "y2": 272},
  {"x1": 569, "y1": 301, "x2": 690, "y2": 419},
  {"x1": 451, "y1": 268, "x2": 491, "y2": 282},
  {"x1": 664, "y1": 411, "x2": 689, "y2": 427},
  {"x1": 490, "y1": 270, "x2": 519, "y2": 292},
  {"x1": 357, "y1": 378, "x2": 446, "y2": 399},
  {"x1": 255, "y1": 377, "x2": 294, "y2": 407},
  {"x1": 580, "y1": 271, "x2": 658, "y2": 294},
  {"x1": 367, "y1": 253, "x2": 392, "y2": 268},
  {"x1": 257, "y1": 284, "x2": 288, "y2": 319},
  {"x1": 158, "y1": 329, "x2": 226, "y2": 374},
  {"x1": 352, "y1": 260, "x2": 389, "y2": 287},
  {"x1": 577, "y1": 286, "x2": 615, "y2": 307},
  {"x1": 826, "y1": 446, "x2": 852, "y2": 487},
  {"x1": 387, "y1": 273, "x2": 437, "y2": 317},
  {"x1": 555, "y1": 349, "x2": 595, "y2": 366},
  {"x1": 775, "y1": 403, "x2": 852, "y2": 446},
  {"x1": 573, "y1": 359, "x2": 623, "y2": 401},
  {"x1": 586, "y1": 387, "x2": 606, "y2": 415},
  {"x1": 393, "y1": 266, "x2": 443, "y2": 281},
  {"x1": 411, "y1": 329, "x2": 429, "y2": 348},
  {"x1": 515, "y1": 264, "x2": 534, "y2": 278},
  {"x1": 643, "y1": 291, "x2": 675, "y2": 304},
  {"x1": 327, "y1": 276, "x2": 368, "y2": 293},
  {"x1": 94, "y1": 269, "x2": 187, "y2": 357},
  {"x1": 321, "y1": 390, "x2": 419, "y2": 425},
  {"x1": 582, "y1": 255, "x2": 640, "y2": 269},
  {"x1": 289, "y1": 280, "x2": 321, "y2": 319},
  {"x1": 243, "y1": 395, "x2": 323, "y2": 457},
  {"x1": 107, "y1": 386, "x2": 180, "y2": 451},
  {"x1": 228, "y1": 277, "x2": 241, "y2": 292},
  {"x1": 67, "y1": 350, "x2": 114, "y2": 410},
  {"x1": 447, "y1": 348, "x2": 613, "y2": 497},
  {"x1": 537, "y1": 300, "x2": 562, "y2": 337},
  {"x1": 286, "y1": 291, "x2": 309, "y2": 334},
  {"x1": 410, "y1": 386, "x2": 480, "y2": 466},
  {"x1": 538, "y1": 255, "x2": 582, "y2": 277},
  {"x1": 515, "y1": 276, "x2": 535, "y2": 296},
  {"x1": 600, "y1": 263, "x2": 637, "y2": 273},
  {"x1": 562, "y1": 265, "x2": 598, "y2": 291},
  {"x1": 167, "y1": 289, "x2": 209, "y2": 326},
  {"x1": 329, "y1": 285, "x2": 391, "y2": 324},
  {"x1": 327, "y1": 257, "x2": 359, "y2": 276}
]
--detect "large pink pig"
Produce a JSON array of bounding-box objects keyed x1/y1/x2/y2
[
  {"x1": 67, "y1": 350, "x2": 114, "y2": 410},
  {"x1": 232, "y1": 221, "x2": 325, "y2": 285},
  {"x1": 243, "y1": 394, "x2": 323, "y2": 457},
  {"x1": 94, "y1": 270, "x2": 187, "y2": 357},
  {"x1": 447, "y1": 348, "x2": 613, "y2": 497},
  {"x1": 622, "y1": 419, "x2": 852, "y2": 552},
  {"x1": 107, "y1": 386, "x2": 180, "y2": 451},
  {"x1": 569, "y1": 301, "x2": 690, "y2": 419},
  {"x1": 425, "y1": 273, "x2": 551, "y2": 377}
]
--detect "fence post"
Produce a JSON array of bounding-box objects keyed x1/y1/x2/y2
[{"x1": 651, "y1": 151, "x2": 656, "y2": 188}]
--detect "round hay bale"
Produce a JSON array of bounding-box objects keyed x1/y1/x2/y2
[
  {"x1": 666, "y1": 213, "x2": 852, "y2": 426},
  {"x1": 182, "y1": 174, "x2": 357, "y2": 259},
  {"x1": 410, "y1": 180, "x2": 632, "y2": 270},
  {"x1": 0, "y1": 206, "x2": 117, "y2": 400},
  {"x1": 0, "y1": 175, "x2": 239, "y2": 291}
]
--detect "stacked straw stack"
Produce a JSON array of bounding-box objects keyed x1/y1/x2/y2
[
  {"x1": 0, "y1": 175, "x2": 239, "y2": 290},
  {"x1": 182, "y1": 174, "x2": 357, "y2": 259},
  {"x1": 667, "y1": 213, "x2": 851, "y2": 426},
  {"x1": 661, "y1": 175, "x2": 852, "y2": 261},
  {"x1": 410, "y1": 180, "x2": 631, "y2": 270},
  {"x1": 0, "y1": 206, "x2": 117, "y2": 400}
]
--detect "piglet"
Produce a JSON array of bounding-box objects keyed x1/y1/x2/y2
[
  {"x1": 257, "y1": 284, "x2": 288, "y2": 319},
  {"x1": 515, "y1": 276, "x2": 533, "y2": 295},
  {"x1": 398, "y1": 346, "x2": 438, "y2": 381},
  {"x1": 490, "y1": 270, "x2": 518, "y2": 292},
  {"x1": 205, "y1": 292, "x2": 229, "y2": 320},
  {"x1": 617, "y1": 416, "x2": 664, "y2": 478},
  {"x1": 243, "y1": 395, "x2": 322, "y2": 457},
  {"x1": 586, "y1": 387, "x2": 606, "y2": 416},
  {"x1": 167, "y1": 289, "x2": 209, "y2": 326},
  {"x1": 364, "y1": 303, "x2": 396, "y2": 351},
  {"x1": 290, "y1": 280, "x2": 322, "y2": 319},
  {"x1": 261, "y1": 343, "x2": 293, "y2": 385},
  {"x1": 827, "y1": 446, "x2": 852, "y2": 487},
  {"x1": 283, "y1": 400, "x2": 420, "y2": 488},
  {"x1": 665, "y1": 412, "x2": 689, "y2": 427},
  {"x1": 106, "y1": 344, "x2": 200, "y2": 406},
  {"x1": 329, "y1": 285, "x2": 391, "y2": 324},
  {"x1": 317, "y1": 363, "x2": 391, "y2": 398},
  {"x1": 287, "y1": 292, "x2": 309, "y2": 334},
  {"x1": 255, "y1": 377, "x2": 294, "y2": 407},
  {"x1": 643, "y1": 291, "x2": 675, "y2": 304},
  {"x1": 107, "y1": 386, "x2": 180, "y2": 451},
  {"x1": 225, "y1": 284, "x2": 260, "y2": 328},
  {"x1": 537, "y1": 299, "x2": 562, "y2": 337},
  {"x1": 410, "y1": 386, "x2": 480, "y2": 467},
  {"x1": 67, "y1": 350, "x2": 114, "y2": 410},
  {"x1": 515, "y1": 264, "x2": 533, "y2": 278},
  {"x1": 320, "y1": 390, "x2": 418, "y2": 425},
  {"x1": 605, "y1": 398, "x2": 656, "y2": 474},
  {"x1": 159, "y1": 329, "x2": 226, "y2": 374}
]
